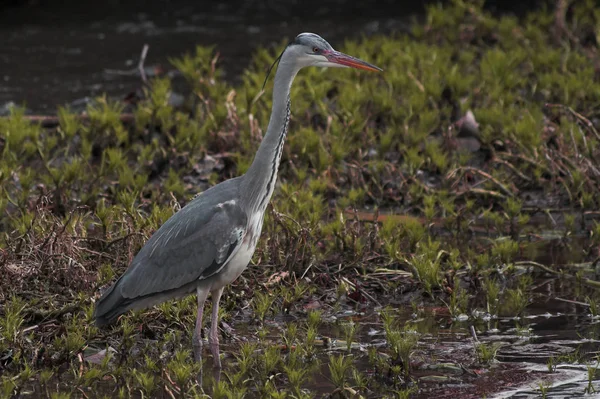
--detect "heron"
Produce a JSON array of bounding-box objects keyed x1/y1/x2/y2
[{"x1": 93, "y1": 32, "x2": 381, "y2": 366}]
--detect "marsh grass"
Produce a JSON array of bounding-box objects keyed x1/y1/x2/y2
[
  {"x1": 475, "y1": 342, "x2": 502, "y2": 365},
  {"x1": 1, "y1": 0, "x2": 600, "y2": 397}
]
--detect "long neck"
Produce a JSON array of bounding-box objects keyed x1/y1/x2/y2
[{"x1": 240, "y1": 59, "x2": 299, "y2": 214}]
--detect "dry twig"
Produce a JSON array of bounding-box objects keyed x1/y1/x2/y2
[
  {"x1": 516, "y1": 260, "x2": 600, "y2": 289},
  {"x1": 447, "y1": 166, "x2": 515, "y2": 197},
  {"x1": 546, "y1": 103, "x2": 600, "y2": 141},
  {"x1": 138, "y1": 44, "x2": 150, "y2": 85}
]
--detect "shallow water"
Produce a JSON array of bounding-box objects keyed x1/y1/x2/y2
[{"x1": 204, "y1": 275, "x2": 600, "y2": 398}]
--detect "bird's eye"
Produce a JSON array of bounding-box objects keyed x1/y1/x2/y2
[{"x1": 313, "y1": 47, "x2": 320, "y2": 53}]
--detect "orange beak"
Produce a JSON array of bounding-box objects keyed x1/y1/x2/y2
[{"x1": 325, "y1": 50, "x2": 383, "y2": 72}]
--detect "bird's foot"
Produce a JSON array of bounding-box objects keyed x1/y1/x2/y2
[
  {"x1": 208, "y1": 322, "x2": 222, "y2": 369},
  {"x1": 212, "y1": 362, "x2": 222, "y2": 384},
  {"x1": 192, "y1": 341, "x2": 203, "y2": 363},
  {"x1": 192, "y1": 330, "x2": 203, "y2": 364},
  {"x1": 192, "y1": 344, "x2": 203, "y2": 387},
  {"x1": 208, "y1": 340, "x2": 221, "y2": 369}
]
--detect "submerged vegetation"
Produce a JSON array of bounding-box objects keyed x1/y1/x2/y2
[{"x1": 2, "y1": 0, "x2": 600, "y2": 397}]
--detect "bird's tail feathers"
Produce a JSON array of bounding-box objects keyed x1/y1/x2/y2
[
  {"x1": 93, "y1": 279, "x2": 131, "y2": 327},
  {"x1": 93, "y1": 275, "x2": 200, "y2": 327}
]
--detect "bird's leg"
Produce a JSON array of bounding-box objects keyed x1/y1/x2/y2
[
  {"x1": 193, "y1": 288, "x2": 210, "y2": 363},
  {"x1": 209, "y1": 287, "x2": 224, "y2": 369}
]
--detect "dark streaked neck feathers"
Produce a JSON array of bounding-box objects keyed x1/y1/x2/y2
[{"x1": 240, "y1": 49, "x2": 300, "y2": 214}]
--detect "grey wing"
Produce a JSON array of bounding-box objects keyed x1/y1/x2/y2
[{"x1": 118, "y1": 199, "x2": 247, "y2": 299}]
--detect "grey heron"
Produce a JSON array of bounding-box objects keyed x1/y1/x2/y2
[{"x1": 93, "y1": 32, "x2": 381, "y2": 366}]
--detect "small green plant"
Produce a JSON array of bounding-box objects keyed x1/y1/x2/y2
[
  {"x1": 381, "y1": 308, "x2": 419, "y2": 377},
  {"x1": 167, "y1": 350, "x2": 195, "y2": 395},
  {"x1": 211, "y1": 379, "x2": 236, "y2": 399},
  {"x1": 475, "y1": 342, "x2": 501, "y2": 365},
  {"x1": 352, "y1": 368, "x2": 367, "y2": 392},
  {"x1": 340, "y1": 321, "x2": 357, "y2": 352},
  {"x1": 538, "y1": 380, "x2": 550, "y2": 398},
  {"x1": 328, "y1": 354, "x2": 353, "y2": 390},
  {"x1": 515, "y1": 324, "x2": 532, "y2": 338},
  {"x1": 550, "y1": 349, "x2": 583, "y2": 366},
  {"x1": 587, "y1": 296, "x2": 599, "y2": 317},
  {"x1": 393, "y1": 387, "x2": 418, "y2": 399},
  {"x1": 1, "y1": 378, "x2": 16, "y2": 398},
  {"x1": 132, "y1": 369, "x2": 156, "y2": 397},
  {"x1": 503, "y1": 197, "x2": 523, "y2": 238},
  {"x1": 491, "y1": 238, "x2": 520, "y2": 264},
  {"x1": 0, "y1": 296, "x2": 25, "y2": 344},
  {"x1": 547, "y1": 356, "x2": 556, "y2": 373},
  {"x1": 252, "y1": 291, "x2": 274, "y2": 322},
  {"x1": 584, "y1": 361, "x2": 599, "y2": 394},
  {"x1": 564, "y1": 213, "x2": 576, "y2": 237},
  {"x1": 303, "y1": 324, "x2": 319, "y2": 360},
  {"x1": 500, "y1": 287, "x2": 529, "y2": 317},
  {"x1": 283, "y1": 363, "x2": 309, "y2": 396},
  {"x1": 484, "y1": 277, "x2": 501, "y2": 315},
  {"x1": 499, "y1": 276, "x2": 533, "y2": 317},
  {"x1": 50, "y1": 392, "x2": 72, "y2": 399},
  {"x1": 307, "y1": 310, "x2": 322, "y2": 329},
  {"x1": 235, "y1": 342, "x2": 258, "y2": 376},
  {"x1": 408, "y1": 239, "x2": 443, "y2": 296},
  {"x1": 261, "y1": 344, "x2": 281, "y2": 377},
  {"x1": 447, "y1": 278, "x2": 469, "y2": 318},
  {"x1": 283, "y1": 322, "x2": 299, "y2": 349}
]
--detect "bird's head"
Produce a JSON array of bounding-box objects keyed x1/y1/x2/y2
[{"x1": 284, "y1": 32, "x2": 382, "y2": 72}]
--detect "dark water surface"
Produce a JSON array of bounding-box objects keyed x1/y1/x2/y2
[
  {"x1": 0, "y1": 0, "x2": 415, "y2": 114},
  {"x1": 0, "y1": 0, "x2": 545, "y2": 114},
  {"x1": 214, "y1": 275, "x2": 600, "y2": 398}
]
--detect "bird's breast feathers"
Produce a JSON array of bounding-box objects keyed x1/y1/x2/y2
[{"x1": 243, "y1": 212, "x2": 264, "y2": 250}]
